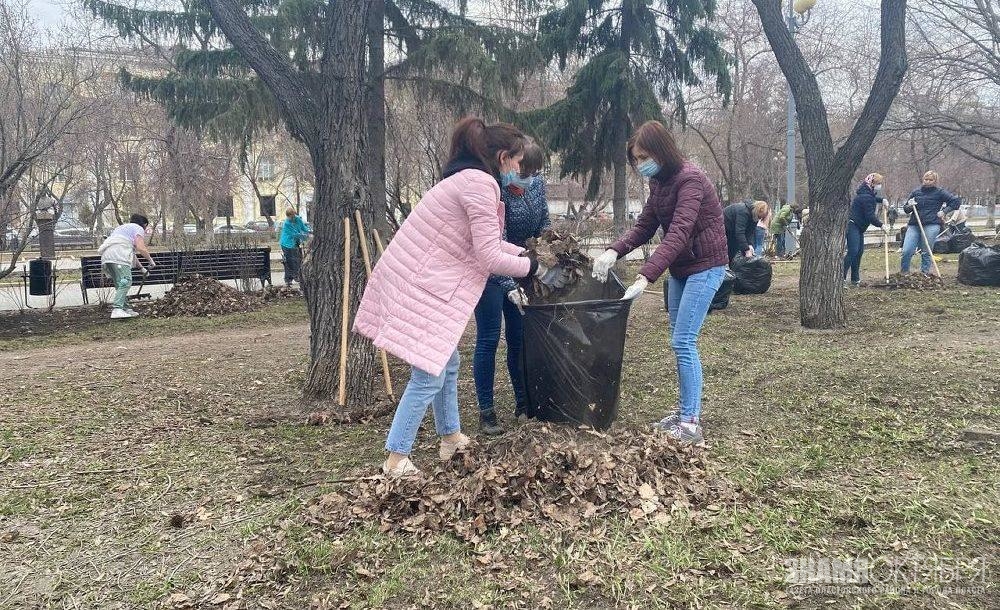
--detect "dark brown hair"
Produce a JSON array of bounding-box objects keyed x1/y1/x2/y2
[
  {"x1": 627, "y1": 120, "x2": 685, "y2": 177},
  {"x1": 518, "y1": 141, "x2": 545, "y2": 177},
  {"x1": 448, "y1": 116, "x2": 527, "y2": 176}
]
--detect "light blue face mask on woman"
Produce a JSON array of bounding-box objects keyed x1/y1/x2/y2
[
  {"x1": 501, "y1": 170, "x2": 519, "y2": 188},
  {"x1": 638, "y1": 159, "x2": 661, "y2": 178},
  {"x1": 510, "y1": 175, "x2": 533, "y2": 190}
]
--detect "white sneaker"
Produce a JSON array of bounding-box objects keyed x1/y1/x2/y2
[
  {"x1": 382, "y1": 457, "x2": 421, "y2": 478},
  {"x1": 110, "y1": 308, "x2": 131, "y2": 319},
  {"x1": 439, "y1": 432, "x2": 471, "y2": 461}
]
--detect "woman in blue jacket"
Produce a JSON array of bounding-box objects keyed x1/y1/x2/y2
[
  {"x1": 473, "y1": 142, "x2": 550, "y2": 435},
  {"x1": 901, "y1": 171, "x2": 961, "y2": 274},
  {"x1": 843, "y1": 173, "x2": 889, "y2": 286}
]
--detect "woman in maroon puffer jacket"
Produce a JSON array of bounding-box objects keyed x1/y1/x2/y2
[{"x1": 591, "y1": 121, "x2": 728, "y2": 444}]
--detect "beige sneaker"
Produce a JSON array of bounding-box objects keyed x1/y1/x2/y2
[
  {"x1": 381, "y1": 457, "x2": 421, "y2": 478},
  {"x1": 439, "y1": 432, "x2": 471, "y2": 461}
]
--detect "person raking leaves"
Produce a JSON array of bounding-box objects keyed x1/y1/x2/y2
[
  {"x1": 353, "y1": 117, "x2": 570, "y2": 477},
  {"x1": 96, "y1": 213, "x2": 156, "y2": 319},
  {"x1": 591, "y1": 120, "x2": 728, "y2": 444}
]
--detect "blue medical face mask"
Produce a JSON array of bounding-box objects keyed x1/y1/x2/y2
[
  {"x1": 638, "y1": 159, "x2": 661, "y2": 178},
  {"x1": 500, "y1": 170, "x2": 518, "y2": 188},
  {"x1": 511, "y1": 175, "x2": 533, "y2": 190}
]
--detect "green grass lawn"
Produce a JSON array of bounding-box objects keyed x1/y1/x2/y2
[{"x1": 0, "y1": 256, "x2": 996, "y2": 609}]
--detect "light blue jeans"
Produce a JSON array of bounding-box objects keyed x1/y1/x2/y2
[
  {"x1": 385, "y1": 349, "x2": 462, "y2": 455},
  {"x1": 665, "y1": 265, "x2": 726, "y2": 423},
  {"x1": 900, "y1": 224, "x2": 941, "y2": 273}
]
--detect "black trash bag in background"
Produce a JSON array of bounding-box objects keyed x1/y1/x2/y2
[
  {"x1": 957, "y1": 243, "x2": 1000, "y2": 287},
  {"x1": 709, "y1": 268, "x2": 736, "y2": 312},
  {"x1": 951, "y1": 226, "x2": 974, "y2": 253},
  {"x1": 519, "y1": 272, "x2": 631, "y2": 430},
  {"x1": 731, "y1": 255, "x2": 773, "y2": 294}
]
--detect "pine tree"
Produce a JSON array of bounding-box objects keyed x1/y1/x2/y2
[
  {"x1": 87, "y1": 0, "x2": 534, "y2": 409},
  {"x1": 529, "y1": 0, "x2": 732, "y2": 232}
]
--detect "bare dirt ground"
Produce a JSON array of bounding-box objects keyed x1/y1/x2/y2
[{"x1": 1, "y1": 258, "x2": 998, "y2": 609}]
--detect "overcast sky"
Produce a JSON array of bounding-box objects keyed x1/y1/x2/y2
[{"x1": 28, "y1": 0, "x2": 67, "y2": 28}]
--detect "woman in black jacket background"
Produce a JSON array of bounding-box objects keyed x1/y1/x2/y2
[{"x1": 843, "y1": 173, "x2": 889, "y2": 286}]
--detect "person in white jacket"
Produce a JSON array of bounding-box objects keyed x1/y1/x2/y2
[{"x1": 97, "y1": 214, "x2": 156, "y2": 319}]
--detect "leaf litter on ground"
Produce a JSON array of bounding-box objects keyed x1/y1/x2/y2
[{"x1": 304, "y1": 422, "x2": 732, "y2": 543}]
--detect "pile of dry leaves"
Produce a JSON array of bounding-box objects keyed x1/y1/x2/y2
[
  {"x1": 262, "y1": 284, "x2": 303, "y2": 300},
  {"x1": 305, "y1": 422, "x2": 729, "y2": 542},
  {"x1": 867, "y1": 272, "x2": 945, "y2": 290},
  {"x1": 143, "y1": 275, "x2": 264, "y2": 317},
  {"x1": 523, "y1": 229, "x2": 591, "y2": 300}
]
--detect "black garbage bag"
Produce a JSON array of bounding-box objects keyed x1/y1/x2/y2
[
  {"x1": 731, "y1": 255, "x2": 773, "y2": 294},
  {"x1": 957, "y1": 242, "x2": 1000, "y2": 287},
  {"x1": 519, "y1": 272, "x2": 631, "y2": 430},
  {"x1": 709, "y1": 268, "x2": 736, "y2": 311},
  {"x1": 951, "y1": 226, "x2": 974, "y2": 253}
]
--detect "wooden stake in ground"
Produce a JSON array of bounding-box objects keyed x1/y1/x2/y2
[
  {"x1": 338, "y1": 216, "x2": 352, "y2": 407},
  {"x1": 354, "y1": 210, "x2": 394, "y2": 401},
  {"x1": 372, "y1": 229, "x2": 386, "y2": 257},
  {"x1": 883, "y1": 205, "x2": 890, "y2": 284},
  {"x1": 911, "y1": 206, "x2": 942, "y2": 278}
]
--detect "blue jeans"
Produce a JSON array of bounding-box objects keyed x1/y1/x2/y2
[
  {"x1": 665, "y1": 265, "x2": 726, "y2": 423},
  {"x1": 754, "y1": 226, "x2": 765, "y2": 254},
  {"x1": 843, "y1": 223, "x2": 865, "y2": 283},
  {"x1": 900, "y1": 224, "x2": 941, "y2": 273},
  {"x1": 473, "y1": 280, "x2": 527, "y2": 414},
  {"x1": 775, "y1": 232, "x2": 787, "y2": 256},
  {"x1": 385, "y1": 349, "x2": 461, "y2": 455}
]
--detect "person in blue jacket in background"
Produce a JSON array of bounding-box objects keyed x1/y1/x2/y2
[
  {"x1": 901, "y1": 171, "x2": 961, "y2": 275},
  {"x1": 473, "y1": 141, "x2": 549, "y2": 435},
  {"x1": 843, "y1": 173, "x2": 890, "y2": 286},
  {"x1": 279, "y1": 207, "x2": 311, "y2": 285}
]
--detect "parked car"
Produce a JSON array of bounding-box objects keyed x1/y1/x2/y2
[
  {"x1": 28, "y1": 227, "x2": 96, "y2": 249},
  {"x1": 244, "y1": 220, "x2": 275, "y2": 233},
  {"x1": 214, "y1": 224, "x2": 254, "y2": 235}
]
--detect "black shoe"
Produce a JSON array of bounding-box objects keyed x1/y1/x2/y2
[{"x1": 479, "y1": 409, "x2": 504, "y2": 436}]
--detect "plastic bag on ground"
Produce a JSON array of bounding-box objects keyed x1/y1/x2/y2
[
  {"x1": 519, "y1": 272, "x2": 631, "y2": 430},
  {"x1": 957, "y1": 243, "x2": 1000, "y2": 287},
  {"x1": 709, "y1": 268, "x2": 736, "y2": 311},
  {"x1": 731, "y1": 254, "x2": 773, "y2": 294}
]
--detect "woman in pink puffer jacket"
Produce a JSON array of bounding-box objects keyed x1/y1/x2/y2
[{"x1": 354, "y1": 117, "x2": 547, "y2": 477}]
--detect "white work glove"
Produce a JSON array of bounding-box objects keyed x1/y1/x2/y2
[
  {"x1": 937, "y1": 210, "x2": 945, "y2": 219},
  {"x1": 745, "y1": 246, "x2": 755, "y2": 257},
  {"x1": 139, "y1": 266, "x2": 149, "y2": 276},
  {"x1": 591, "y1": 249, "x2": 618, "y2": 282},
  {"x1": 507, "y1": 287, "x2": 528, "y2": 314},
  {"x1": 622, "y1": 275, "x2": 649, "y2": 300},
  {"x1": 148, "y1": 260, "x2": 157, "y2": 268}
]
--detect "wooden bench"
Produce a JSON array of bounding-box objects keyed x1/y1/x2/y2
[{"x1": 80, "y1": 247, "x2": 272, "y2": 304}]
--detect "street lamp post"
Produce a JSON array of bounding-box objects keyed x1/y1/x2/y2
[{"x1": 785, "y1": 0, "x2": 814, "y2": 208}]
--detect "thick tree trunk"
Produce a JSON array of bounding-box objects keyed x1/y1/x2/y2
[
  {"x1": 799, "y1": 188, "x2": 849, "y2": 327},
  {"x1": 298, "y1": 0, "x2": 378, "y2": 407},
  {"x1": 367, "y1": 0, "x2": 389, "y2": 235},
  {"x1": 300, "y1": 147, "x2": 378, "y2": 405}
]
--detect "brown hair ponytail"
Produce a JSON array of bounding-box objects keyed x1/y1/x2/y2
[{"x1": 448, "y1": 116, "x2": 527, "y2": 176}]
